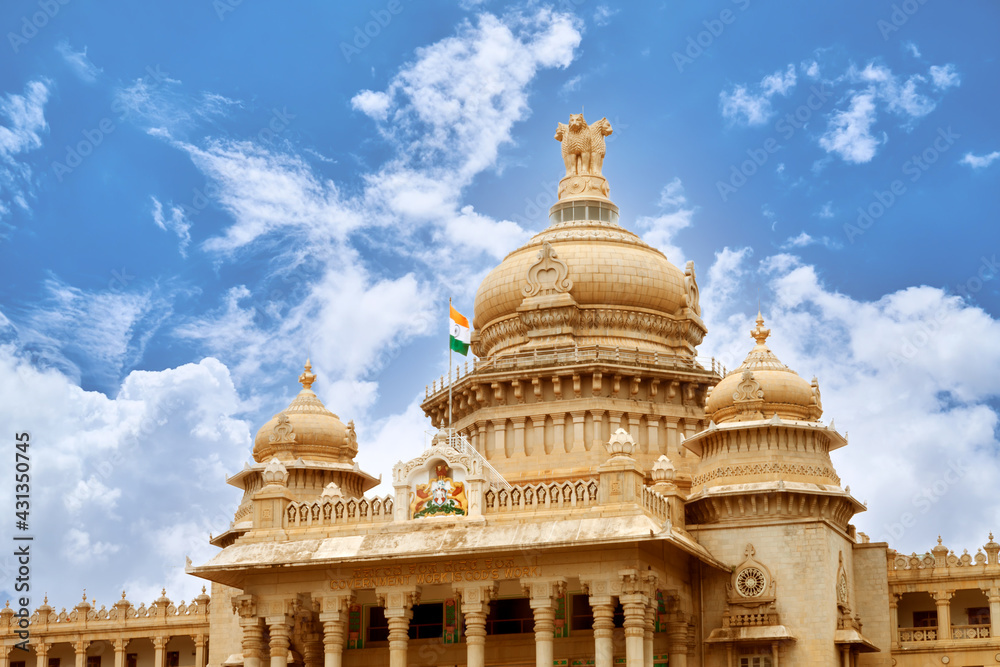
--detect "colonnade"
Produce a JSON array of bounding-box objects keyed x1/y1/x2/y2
[{"x1": 235, "y1": 572, "x2": 693, "y2": 667}]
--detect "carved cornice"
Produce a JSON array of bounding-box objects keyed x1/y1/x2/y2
[
  {"x1": 686, "y1": 490, "x2": 857, "y2": 528},
  {"x1": 693, "y1": 462, "x2": 841, "y2": 487}
]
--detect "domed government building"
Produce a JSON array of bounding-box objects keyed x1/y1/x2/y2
[{"x1": 4, "y1": 114, "x2": 1000, "y2": 667}]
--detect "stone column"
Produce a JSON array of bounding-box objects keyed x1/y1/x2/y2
[
  {"x1": 193, "y1": 636, "x2": 206, "y2": 667},
  {"x1": 665, "y1": 420, "x2": 679, "y2": 457},
  {"x1": 643, "y1": 604, "x2": 656, "y2": 667},
  {"x1": 570, "y1": 411, "x2": 587, "y2": 452},
  {"x1": 552, "y1": 414, "x2": 566, "y2": 453},
  {"x1": 74, "y1": 640, "x2": 90, "y2": 667},
  {"x1": 234, "y1": 596, "x2": 265, "y2": 667},
  {"x1": 932, "y1": 590, "x2": 953, "y2": 641},
  {"x1": 620, "y1": 593, "x2": 646, "y2": 667},
  {"x1": 456, "y1": 583, "x2": 496, "y2": 667},
  {"x1": 319, "y1": 595, "x2": 354, "y2": 667},
  {"x1": 377, "y1": 587, "x2": 421, "y2": 667},
  {"x1": 301, "y1": 634, "x2": 322, "y2": 667},
  {"x1": 889, "y1": 593, "x2": 900, "y2": 647},
  {"x1": 590, "y1": 409, "x2": 605, "y2": 450},
  {"x1": 607, "y1": 410, "x2": 624, "y2": 433},
  {"x1": 512, "y1": 417, "x2": 527, "y2": 457},
  {"x1": 34, "y1": 642, "x2": 48, "y2": 667},
  {"x1": 532, "y1": 416, "x2": 545, "y2": 456},
  {"x1": 523, "y1": 578, "x2": 567, "y2": 667},
  {"x1": 113, "y1": 640, "x2": 129, "y2": 667},
  {"x1": 646, "y1": 416, "x2": 660, "y2": 455},
  {"x1": 589, "y1": 595, "x2": 616, "y2": 667},
  {"x1": 266, "y1": 616, "x2": 293, "y2": 667},
  {"x1": 152, "y1": 638, "x2": 166, "y2": 667},
  {"x1": 839, "y1": 646, "x2": 849, "y2": 667},
  {"x1": 985, "y1": 587, "x2": 1000, "y2": 639},
  {"x1": 627, "y1": 415, "x2": 642, "y2": 453},
  {"x1": 493, "y1": 419, "x2": 507, "y2": 459},
  {"x1": 0, "y1": 645, "x2": 10, "y2": 667},
  {"x1": 666, "y1": 620, "x2": 689, "y2": 667},
  {"x1": 770, "y1": 641, "x2": 780, "y2": 667}
]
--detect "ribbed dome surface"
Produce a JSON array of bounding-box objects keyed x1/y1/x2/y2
[
  {"x1": 706, "y1": 314, "x2": 822, "y2": 423},
  {"x1": 472, "y1": 199, "x2": 704, "y2": 359},
  {"x1": 253, "y1": 362, "x2": 358, "y2": 464},
  {"x1": 475, "y1": 219, "x2": 687, "y2": 328}
]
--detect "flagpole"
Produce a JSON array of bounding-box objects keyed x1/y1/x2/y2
[{"x1": 448, "y1": 297, "x2": 453, "y2": 432}]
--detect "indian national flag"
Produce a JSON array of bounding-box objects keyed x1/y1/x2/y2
[{"x1": 449, "y1": 305, "x2": 471, "y2": 356}]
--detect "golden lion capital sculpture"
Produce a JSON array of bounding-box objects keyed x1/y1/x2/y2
[{"x1": 555, "y1": 113, "x2": 613, "y2": 178}]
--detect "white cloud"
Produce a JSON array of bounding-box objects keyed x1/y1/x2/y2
[
  {"x1": 720, "y1": 64, "x2": 796, "y2": 126},
  {"x1": 960, "y1": 151, "x2": 1000, "y2": 169},
  {"x1": 351, "y1": 90, "x2": 392, "y2": 121},
  {"x1": 698, "y1": 252, "x2": 1000, "y2": 553},
  {"x1": 0, "y1": 79, "x2": 50, "y2": 227},
  {"x1": 929, "y1": 64, "x2": 960, "y2": 90},
  {"x1": 19, "y1": 278, "x2": 171, "y2": 389},
  {"x1": 634, "y1": 178, "x2": 696, "y2": 264},
  {"x1": 56, "y1": 41, "x2": 102, "y2": 83},
  {"x1": 64, "y1": 529, "x2": 121, "y2": 564},
  {"x1": 593, "y1": 5, "x2": 619, "y2": 26},
  {"x1": 0, "y1": 347, "x2": 249, "y2": 603},
  {"x1": 817, "y1": 201, "x2": 834, "y2": 219},
  {"x1": 113, "y1": 72, "x2": 238, "y2": 135},
  {"x1": 816, "y1": 60, "x2": 960, "y2": 163},
  {"x1": 781, "y1": 231, "x2": 841, "y2": 250},
  {"x1": 818, "y1": 91, "x2": 880, "y2": 163},
  {"x1": 64, "y1": 477, "x2": 122, "y2": 515},
  {"x1": 560, "y1": 74, "x2": 582, "y2": 96},
  {"x1": 903, "y1": 41, "x2": 921, "y2": 58},
  {"x1": 151, "y1": 196, "x2": 192, "y2": 256},
  {"x1": 802, "y1": 60, "x2": 820, "y2": 78}
]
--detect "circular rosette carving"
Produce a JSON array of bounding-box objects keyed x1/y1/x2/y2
[{"x1": 735, "y1": 567, "x2": 767, "y2": 597}]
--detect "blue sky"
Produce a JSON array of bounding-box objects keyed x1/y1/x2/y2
[{"x1": 1, "y1": 0, "x2": 999, "y2": 609}]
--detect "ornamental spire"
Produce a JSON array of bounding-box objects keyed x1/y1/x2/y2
[
  {"x1": 299, "y1": 359, "x2": 316, "y2": 390},
  {"x1": 751, "y1": 310, "x2": 770, "y2": 345}
]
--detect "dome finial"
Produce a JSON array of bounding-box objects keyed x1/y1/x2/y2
[
  {"x1": 751, "y1": 311, "x2": 770, "y2": 345},
  {"x1": 299, "y1": 359, "x2": 316, "y2": 390}
]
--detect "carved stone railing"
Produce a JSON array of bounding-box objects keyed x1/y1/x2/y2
[
  {"x1": 724, "y1": 611, "x2": 780, "y2": 627},
  {"x1": 897, "y1": 624, "x2": 991, "y2": 643},
  {"x1": 426, "y1": 345, "x2": 721, "y2": 398},
  {"x1": 483, "y1": 480, "x2": 598, "y2": 513},
  {"x1": 642, "y1": 486, "x2": 670, "y2": 524},
  {"x1": 888, "y1": 535, "x2": 1000, "y2": 575},
  {"x1": 898, "y1": 627, "x2": 937, "y2": 642},
  {"x1": 285, "y1": 495, "x2": 394, "y2": 528},
  {"x1": 951, "y1": 624, "x2": 990, "y2": 639}
]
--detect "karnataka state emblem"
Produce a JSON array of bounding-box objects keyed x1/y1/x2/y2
[{"x1": 411, "y1": 464, "x2": 467, "y2": 518}]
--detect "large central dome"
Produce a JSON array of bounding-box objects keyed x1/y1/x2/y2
[{"x1": 472, "y1": 115, "x2": 705, "y2": 360}]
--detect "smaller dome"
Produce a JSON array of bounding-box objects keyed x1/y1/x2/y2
[
  {"x1": 253, "y1": 360, "x2": 359, "y2": 464},
  {"x1": 706, "y1": 313, "x2": 822, "y2": 423}
]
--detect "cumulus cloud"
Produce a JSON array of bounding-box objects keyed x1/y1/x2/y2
[
  {"x1": 960, "y1": 151, "x2": 1000, "y2": 169},
  {"x1": 818, "y1": 61, "x2": 960, "y2": 163},
  {"x1": 0, "y1": 347, "x2": 248, "y2": 604},
  {"x1": 157, "y1": 8, "x2": 579, "y2": 409},
  {"x1": 818, "y1": 91, "x2": 881, "y2": 163},
  {"x1": 720, "y1": 64, "x2": 797, "y2": 126},
  {"x1": 928, "y1": 64, "x2": 961, "y2": 90},
  {"x1": 634, "y1": 178, "x2": 697, "y2": 265},
  {"x1": 698, "y1": 251, "x2": 1000, "y2": 553}
]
